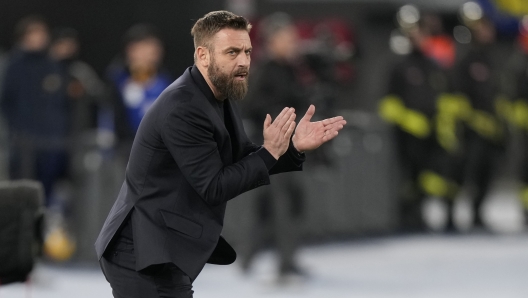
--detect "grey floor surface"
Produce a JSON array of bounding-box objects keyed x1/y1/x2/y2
[
  {"x1": 1, "y1": 233, "x2": 527, "y2": 298},
  {"x1": 1, "y1": 194, "x2": 528, "y2": 298}
]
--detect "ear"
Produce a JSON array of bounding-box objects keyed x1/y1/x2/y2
[{"x1": 195, "y1": 46, "x2": 210, "y2": 68}]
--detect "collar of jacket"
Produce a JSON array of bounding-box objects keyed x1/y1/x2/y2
[{"x1": 190, "y1": 65, "x2": 220, "y2": 107}]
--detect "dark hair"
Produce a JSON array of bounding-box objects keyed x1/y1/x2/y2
[
  {"x1": 259, "y1": 12, "x2": 293, "y2": 42},
  {"x1": 123, "y1": 23, "x2": 161, "y2": 47},
  {"x1": 14, "y1": 15, "x2": 48, "y2": 42},
  {"x1": 52, "y1": 27, "x2": 79, "y2": 43},
  {"x1": 191, "y1": 10, "x2": 251, "y2": 50}
]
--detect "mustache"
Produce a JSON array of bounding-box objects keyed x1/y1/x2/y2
[{"x1": 233, "y1": 68, "x2": 249, "y2": 76}]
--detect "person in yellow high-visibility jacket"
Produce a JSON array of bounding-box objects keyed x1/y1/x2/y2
[
  {"x1": 453, "y1": 17, "x2": 506, "y2": 230},
  {"x1": 379, "y1": 17, "x2": 460, "y2": 232},
  {"x1": 502, "y1": 19, "x2": 528, "y2": 224}
]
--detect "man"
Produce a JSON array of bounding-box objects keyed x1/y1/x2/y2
[
  {"x1": 49, "y1": 27, "x2": 105, "y2": 135},
  {"x1": 107, "y1": 24, "x2": 173, "y2": 160},
  {"x1": 1, "y1": 16, "x2": 70, "y2": 207},
  {"x1": 454, "y1": 17, "x2": 504, "y2": 230},
  {"x1": 379, "y1": 12, "x2": 458, "y2": 231},
  {"x1": 95, "y1": 11, "x2": 346, "y2": 298},
  {"x1": 240, "y1": 12, "x2": 307, "y2": 280}
]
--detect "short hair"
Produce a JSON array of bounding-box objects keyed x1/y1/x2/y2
[
  {"x1": 191, "y1": 10, "x2": 252, "y2": 51},
  {"x1": 123, "y1": 23, "x2": 161, "y2": 47},
  {"x1": 52, "y1": 27, "x2": 79, "y2": 43},
  {"x1": 259, "y1": 12, "x2": 293, "y2": 42}
]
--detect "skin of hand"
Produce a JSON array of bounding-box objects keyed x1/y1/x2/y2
[
  {"x1": 292, "y1": 104, "x2": 347, "y2": 152},
  {"x1": 262, "y1": 107, "x2": 297, "y2": 159}
]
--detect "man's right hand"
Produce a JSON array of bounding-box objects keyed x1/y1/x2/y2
[{"x1": 262, "y1": 107, "x2": 296, "y2": 160}]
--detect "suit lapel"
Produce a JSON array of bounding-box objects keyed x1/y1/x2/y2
[{"x1": 225, "y1": 100, "x2": 244, "y2": 161}]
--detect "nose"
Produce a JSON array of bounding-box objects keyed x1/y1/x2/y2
[{"x1": 237, "y1": 52, "x2": 250, "y2": 68}]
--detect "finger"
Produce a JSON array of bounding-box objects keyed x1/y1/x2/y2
[
  {"x1": 280, "y1": 114, "x2": 296, "y2": 135},
  {"x1": 324, "y1": 123, "x2": 345, "y2": 136},
  {"x1": 301, "y1": 104, "x2": 316, "y2": 123},
  {"x1": 272, "y1": 107, "x2": 290, "y2": 127},
  {"x1": 322, "y1": 130, "x2": 339, "y2": 142},
  {"x1": 276, "y1": 108, "x2": 295, "y2": 129},
  {"x1": 263, "y1": 114, "x2": 272, "y2": 130},
  {"x1": 322, "y1": 116, "x2": 345, "y2": 126},
  {"x1": 284, "y1": 121, "x2": 296, "y2": 139}
]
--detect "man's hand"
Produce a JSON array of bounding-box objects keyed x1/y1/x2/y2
[
  {"x1": 292, "y1": 105, "x2": 346, "y2": 152},
  {"x1": 263, "y1": 107, "x2": 297, "y2": 159}
]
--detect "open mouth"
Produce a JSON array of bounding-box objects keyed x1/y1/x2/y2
[{"x1": 234, "y1": 72, "x2": 248, "y2": 80}]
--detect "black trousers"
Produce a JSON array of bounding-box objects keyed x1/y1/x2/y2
[{"x1": 100, "y1": 241, "x2": 194, "y2": 298}]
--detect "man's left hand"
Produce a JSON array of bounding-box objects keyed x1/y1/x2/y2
[{"x1": 292, "y1": 105, "x2": 347, "y2": 152}]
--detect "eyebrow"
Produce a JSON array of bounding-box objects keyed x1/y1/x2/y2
[{"x1": 224, "y1": 46, "x2": 252, "y2": 52}]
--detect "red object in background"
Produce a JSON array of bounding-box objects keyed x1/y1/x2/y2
[
  {"x1": 519, "y1": 25, "x2": 528, "y2": 54},
  {"x1": 421, "y1": 35, "x2": 456, "y2": 69},
  {"x1": 520, "y1": 34, "x2": 528, "y2": 54}
]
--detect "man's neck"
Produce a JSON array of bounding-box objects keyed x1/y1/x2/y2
[{"x1": 196, "y1": 64, "x2": 226, "y2": 101}]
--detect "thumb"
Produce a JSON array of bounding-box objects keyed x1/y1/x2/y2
[
  {"x1": 263, "y1": 114, "x2": 271, "y2": 129},
  {"x1": 301, "y1": 105, "x2": 315, "y2": 123}
]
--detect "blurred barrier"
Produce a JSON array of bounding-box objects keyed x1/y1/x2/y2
[
  {"x1": 69, "y1": 131, "x2": 125, "y2": 263},
  {"x1": 223, "y1": 110, "x2": 399, "y2": 249}
]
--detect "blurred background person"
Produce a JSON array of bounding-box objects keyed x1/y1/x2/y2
[
  {"x1": 0, "y1": 46, "x2": 9, "y2": 181},
  {"x1": 49, "y1": 27, "x2": 106, "y2": 137},
  {"x1": 44, "y1": 27, "x2": 107, "y2": 262},
  {"x1": 419, "y1": 13, "x2": 456, "y2": 70},
  {"x1": 454, "y1": 14, "x2": 506, "y2": 231},
  {"x1": 106, "y1": 24, "x2": 172, "y2": 161},
  {"x1": 0, "y1": 15, "x2": 71, "y2": 208},
  {"x1": 502, "y1": 15, "x2": 528, "y2": 225},
  {"x1": 240, "y1": 12, "x2": 308, "y2": 282},
  {"x1": 379, "y1": 6, "x2": 460, "y2": 232}
]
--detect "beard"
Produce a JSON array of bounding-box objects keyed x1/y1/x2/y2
[{"x1": 208, "y1": 56, "x2": 249, "y2": 101}]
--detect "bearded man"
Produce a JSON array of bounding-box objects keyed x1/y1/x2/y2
[{"x1": 95, "y1": 10, "x2": 346, "y2": 298}]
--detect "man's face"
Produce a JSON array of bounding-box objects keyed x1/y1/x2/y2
[
  {"x1": 207, "y1": 28, "x2": 251, "y2": 101},
  {"x1": 126, "y1": 38, "x2": 164, "y2": 70},
  {"x1": 268, "y1": 26, "x2": 299, "y2": 60},
  {"x1": 50, "y1": 38, "x2": 79, "y2": 61},
  {"x1": 22, "y1": 23, "x2": 49, "y2": 52}
]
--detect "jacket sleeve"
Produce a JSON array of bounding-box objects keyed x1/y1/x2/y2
[
  {"x1": 162, "y1": 100, "x2": 272, "y2": 206},
  {"x1": 234, "y1": 102, "x2": 306, "y2": 175}
]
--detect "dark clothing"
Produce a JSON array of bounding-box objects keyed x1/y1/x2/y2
[
  {"x1": 101, "y1": 241, "x2": 193, "y2": 298},
  {"x1": 240, "y1": 59, "x2": 306, "y2": 274},
  {"x1": 0, "y1": 49, "x2": 70, "y2": 205},
  {"x1": 243, "y1": 59, "x2": 306, "y2": 141},
  {"x1": 388, "y1": 51, "x2": 444, "y2": 119},
  {"x1": 1, "y1": 49, "x2": 70, "y2": 138},
  {"x1": 388, "y1": 51, "x2": 452, "y2": 176},
  {"x1": 383, "y1": 50, "x2": 454, "y2": 229},
  {"x1": 95, "y1": 65, "x2": 305, "y2": 284},
  {"x1": 455, "y1": 46, "x2": 498, "y2": 114},
  {"x1": 57, "y1": 58, "x2": 104, "y2": 134},
  {"x1": 505, "y1": 51, "x2": 528, "y2": 186},
  {"x1": 455, "y1": 46, "x2": 504, "y2": 224}
]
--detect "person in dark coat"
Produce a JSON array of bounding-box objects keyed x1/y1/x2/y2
[
  {"x1": 1, "y1": 16, "x2": 70, "y2": 206},
  {"x1": 240, "y1": 12, "x2": 308, "y2": 280},
  {"x1": 95, "y1": 11, "x2": 346, "y2": 297},
  {"x1": 454, "y1": 17, "x2": 504, "y2": 230},
  {"x1": 379, "y1": 13, "x2": 459, "y2": 231}
]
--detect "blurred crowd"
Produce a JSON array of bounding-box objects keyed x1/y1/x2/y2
[
  {"x1": 379, "y1": 2, "x2": 528, "y2": 233},
  {"x1": 0, "y1": 16, "x2": 172, "y2": 261},
  {"x1": 1, "y1": 0, "x2": 528, "y2": 283}
]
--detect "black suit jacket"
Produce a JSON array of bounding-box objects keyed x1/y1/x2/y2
[{"x1": 95, "y1": 66, "x2": 305, "y2": 281}]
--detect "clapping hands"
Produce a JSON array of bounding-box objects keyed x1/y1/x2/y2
[{"x1": 262, "y1": 105, "x2": 346, "y2": 159}]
